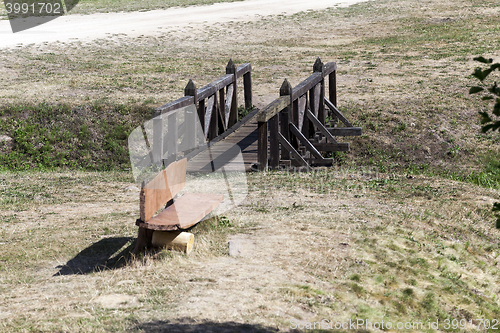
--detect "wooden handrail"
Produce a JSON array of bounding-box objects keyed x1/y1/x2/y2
[
  {"x1": 324, "y1": 62, "x2": 337, "y2": 76},
  {"x1": 153, "y1": 62, "x2": 252, "y2": 118},
  {"x1": 291, "y1": 72, "x2": 322, "y2": 101},
  {"x1": 153, "y1": 96, "x2": 194, "y2": 117},
  {"x1": 256, "y1": 96, "x2": 290, "y2": 122},
  {"x1": 236, "y1": 63, "x2": 251, "y2": 78},
  {"x1": 197, "y1": 74, "x2": 234, "y2": 101}
]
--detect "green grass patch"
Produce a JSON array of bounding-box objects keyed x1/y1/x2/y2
[{"x1": 0, "y1": 102, "x2": 152, "y2": 171}]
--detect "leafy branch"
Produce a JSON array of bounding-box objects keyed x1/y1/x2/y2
[
  {"x1": 470, "y1": 56, "x2": 500, "y2": 132},
  {"x1": 470, "y1": 56, "x2": 500, "y2": 228}
]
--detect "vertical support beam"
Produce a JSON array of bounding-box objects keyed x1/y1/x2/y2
[
  {"x1": 280, "y1": 79, "x2": 292, "y2": 160},
  {"x1": 329, "y1": 69, "x2": 337, "y2": 107},
  {"x1": 134, "y1": 227, "x2": 154, "y2": 254},
  {"x1": 243, "y1": 69, "x2": 252, "y2": 110},
  {"x1": 167, "y1": 111, "x2": 178, "y2": 164},
  {"x1": 291, "y1": 98, "x2": 299, "y2": 149},
  {"x1": 302, "y1": 94, "x2": 310, "y2": 139},
  {"x1": 297, "y1": 95, "x2": 307, "y2": 132},
  {"x1": 319, "y1": 80, "x2": 326, "y2": 126},
  {"x1": 208, "y1": 93, "x2": 218, "y2": 141},
  {"x1": 269, "y1": 114, "x2": 279, "y2": 169},
  {"x1": 185, "y1": 106, "x2": 196, "y2": 150},
  {"x1": 226, "y1": 59, "x2": 238, "y2": 127},
  {"x1": 313, "y1": 57, "x2": 326, "y2": 125},
  {"x1": 329, "y1": 68, "x2": 337, "y2": 125},
  {"x1": 258, "y1": 121, "x2": 268, "y2": 171},
  {"x1": 218, "y1": 88, "x2": 225, "y2": 132},
  {"x1": 198, "y1": 99, "x2": 205, "y2": 139},
  {"x1": 152, "y1": 115, "x2": 164, "y2": 165},
  {"x1": 309, "y1": 85, "x2": 317, "y2": 118},
  {"x1": 309, "y1": 85, "x2": 317, "y2": 136},
  {"x1": 184, "y1": 79, "x2": 197, "y2": 104},
  {"x1": 184, "y1": 79, "x2": 198, "y2": 143}
]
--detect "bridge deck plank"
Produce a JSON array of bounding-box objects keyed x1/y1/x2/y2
[{"x1": 187, "y1": 118, "x2": 258, "y2": 173}]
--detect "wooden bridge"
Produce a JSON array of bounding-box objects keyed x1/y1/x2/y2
[{"x1": 149, "y1": 58, "x2": 361, "y2": 173}]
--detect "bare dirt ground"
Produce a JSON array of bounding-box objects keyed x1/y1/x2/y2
[{"x1": 0, "y1": 0, "x2": 368, "y2": 48}]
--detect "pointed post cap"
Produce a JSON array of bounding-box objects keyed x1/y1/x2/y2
[
  {"x1": 280, "y1": 78, "x2": 292, "y2": 96},
  {"x1": 184, "y1": 79, "x2": 197, "y2": 97},
  {"x1": 226, "y1": 59, "x2": 236, "y2": 74},
  {"x1": 313, "y1": 57, "x2": 324, "y2": 73}
]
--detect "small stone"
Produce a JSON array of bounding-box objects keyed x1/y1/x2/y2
[
  {"x1": 228, "y1": 240, "x2": 242, "y2": 257},
  {"x1": 94, "y1": 294, "x2": 139, "y2": 309},
  {"x1": 0, "y1": 135, "x2": 13, "y2": 151},
  {"x1": 0, "y1": 135, "x2": 12, "y2": 142},
  {"x1": 123, "y1": 185, "x2": 140, "y2": 192}
]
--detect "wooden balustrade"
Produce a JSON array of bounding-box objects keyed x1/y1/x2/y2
[
  {"x1": 148, "y1": 59, "x2": 252, "y2": 166},
  {"x1": 256, "y1": 57, "x2": 359, "y2": 171},
  {"x1": 137, "y1": 57, "x2": 358, "y2": 173}
]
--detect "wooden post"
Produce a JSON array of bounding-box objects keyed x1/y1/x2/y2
[
  {"x1": 302, "y1": 93, "x2": 311, "y2": 139},
  {"x1": 258, "y1": 121, "x2": 268, "y2": 171},
  {"x1": 184, "y1": 79, "x2": 198, "y2": 145},
  {"x1": 328, "y1": 69, "x2": 337, "y2": 107},
  {"x1": 152, "y1": 116, "x2": 163, "y2": 165},
  {"x1": 313, "y1": 57, "x2": 324, "y2": 76},
  {"x1": 134, "y1": 227, "x2": 154, "y2": 254},
  {"x1": 291, "y1": 99, "x2": 299, "y2": 149},
  {"x1": 198, "y1": 99, "x2": 205, "y2": 139},
  {"x1": 319, "y1": 80, "x2": 326, "y2": 126},
  {"x1": 313, "y1": 57, "x2": 326, "y2": 125},
  {"x1": 226, "y1": 59, "x2": 238, "y2": 127},
  {"x1": 280, "y1": 79, "x2": 292, "y2": 161},
  {"x1": 269, "y1": 114, "x2": 279, "y2": 169},
  {"x1": 309, "y1": 84, "x2": 317, "y2": 136},
  {"x1": 167, "y1": 111, "x2": 178, "y2": 164},
  {"x1": 329, "y1": 68, "x2": 337, "y2": 125},
  {"x1": 208, "y1": 93, "x2": 218, "y2": 140},
  {"x1": 218, "y1": 88, "x2": 225, "y2": 132},
  {"x1": 184, "y1": 79, "x2": 197, "y2": 104},
  {"x1": 243, "y1": 70, "x2": 252, "y2": 110},
  {"x1": 185, "y1": 106, "x2": 196, "y2": 150}
]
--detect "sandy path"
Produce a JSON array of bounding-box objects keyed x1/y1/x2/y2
[{"x1": 0, "y1": 0, "x2": 368, "y2": 48}]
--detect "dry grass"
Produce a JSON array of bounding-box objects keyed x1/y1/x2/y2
[
  {"x1": 2, "y1": 0, "x2": 500, "y2": 331},
  {"x1": 1, "y1": 170, "x2": 500, "y2": 332}
]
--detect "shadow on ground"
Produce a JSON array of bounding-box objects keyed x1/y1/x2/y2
[
  {"x1": 131, "y1": 318, "x2": 279, "y2": 333},
  {"x1": 54, "y1": 237, "x2": 134, "y2": 276}
]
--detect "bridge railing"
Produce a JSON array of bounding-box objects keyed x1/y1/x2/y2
[
  {"x1": 257, "y1": 57, "x2": 360, "y2": 171},
  {"x1": 148, "y1": 60, "x2": 252, "y2": 166}
]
